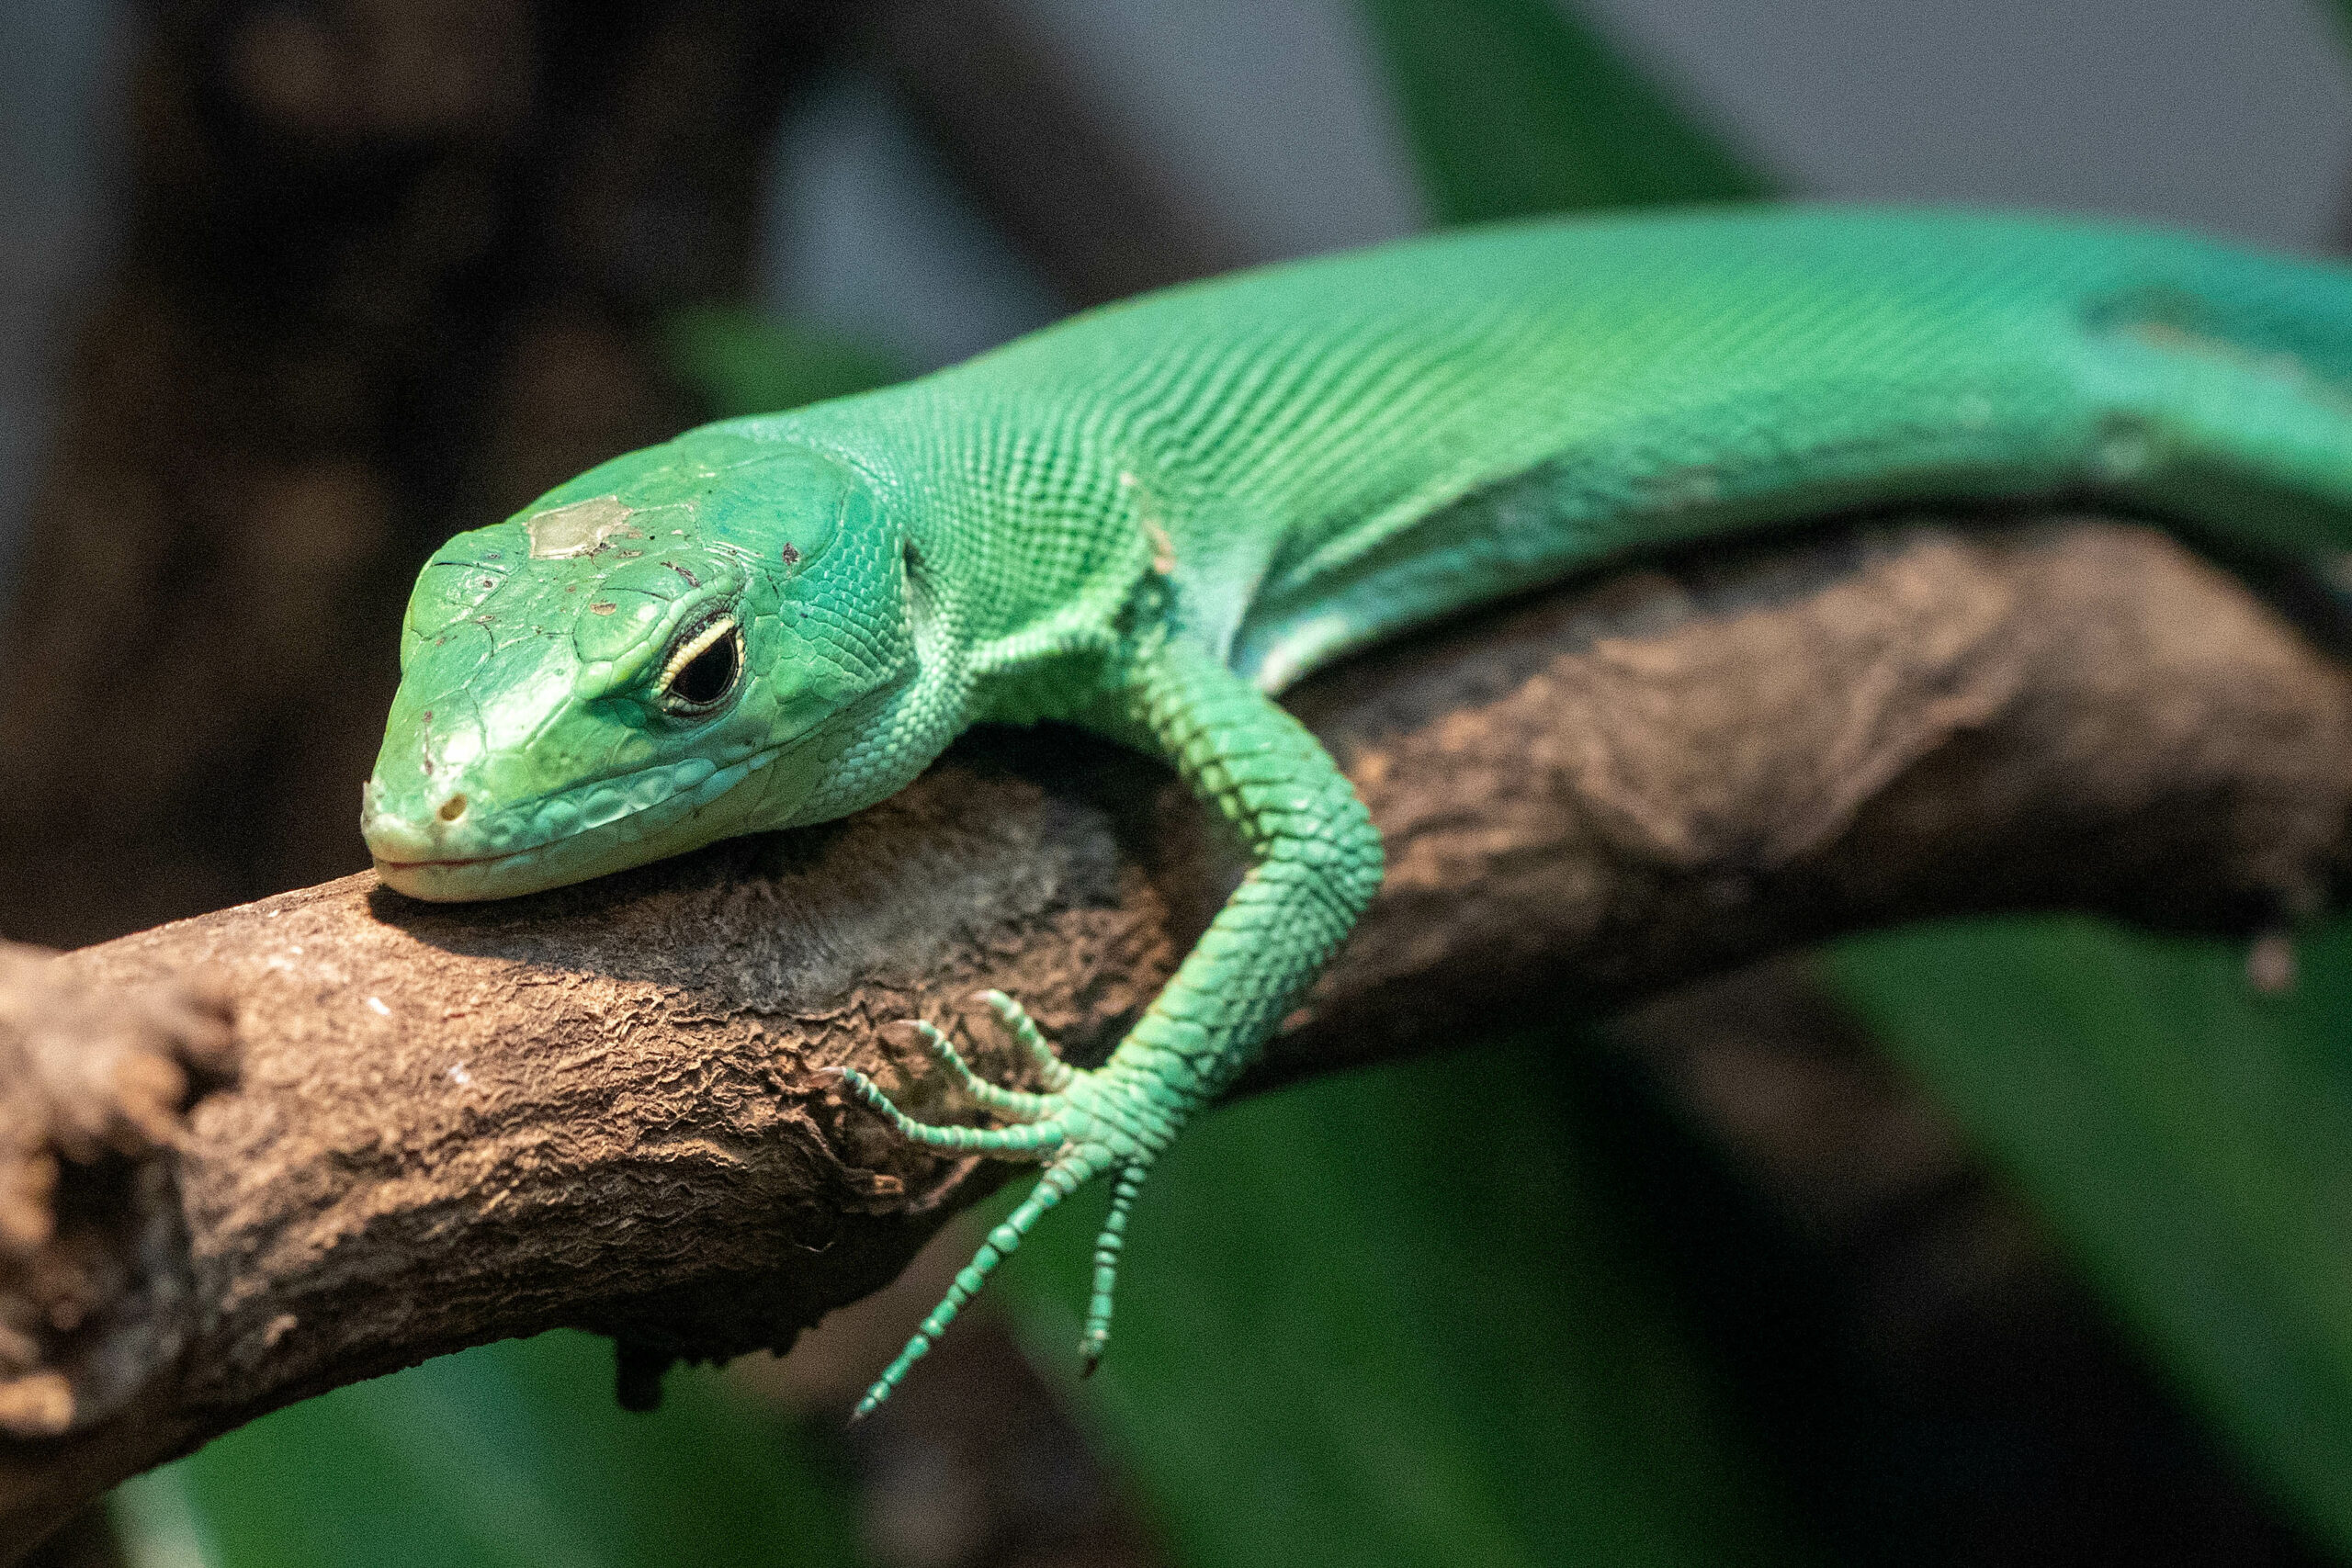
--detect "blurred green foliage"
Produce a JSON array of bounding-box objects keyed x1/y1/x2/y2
[
  {"x1": 1828, "y1": 919, "x2": 2352, "y2": 1554},
  {"x1": 1358, "y1": 0, "x2": 1767, "y2": 223},
  {"x1": 662, "y1": 309, "x2": 902, "y2": 423},
  {"x1": 2325, "y1": 1, "x2": 2352, "y2": 57},
  {"x1": 989, "y1": 1038, "x2": 1814, "y2": 1568},
  {"x1": 112, "y1": 1331, "x2": 857, "y2": 1568}
]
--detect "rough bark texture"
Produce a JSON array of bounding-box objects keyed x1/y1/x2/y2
[{"x1": 0, "y1": 514, "x2": 2340, "y2": 1555}]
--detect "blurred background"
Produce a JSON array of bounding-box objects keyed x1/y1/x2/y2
[{"x1": 10, "y1": 1, "x2": 2352, "y2": 1564}]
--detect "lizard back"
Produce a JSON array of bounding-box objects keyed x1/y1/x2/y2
[{"x1": 776, "y1": 207, "x2": 2352, "y2": 694}]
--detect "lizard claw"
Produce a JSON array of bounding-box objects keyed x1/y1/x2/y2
[
  {"x1": 832, "y1": 993, "x2": 1082, "y2": 1153},
  {"x1": 973, "y1": 990, "x2": 1075, "y2": 1090},
  {"x1": 842, "y1": 994, "x2": 1182, "y2": 1416}
]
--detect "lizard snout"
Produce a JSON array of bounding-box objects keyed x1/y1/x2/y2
[{"x1": 360, "y1": 775, "x2": 483, "y2": 865}]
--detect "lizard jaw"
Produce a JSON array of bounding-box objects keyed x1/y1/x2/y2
[{"x1": 365, "y1": 748, "x2": 786, "y2": 901}]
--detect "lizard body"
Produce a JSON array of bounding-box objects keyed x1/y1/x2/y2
[{"x1": 364, "y1": 208, "x2": 2352, "y2": 1413}]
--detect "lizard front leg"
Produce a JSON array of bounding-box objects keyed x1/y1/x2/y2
[{"x1": 839, "y1": 626, "x2": 1385, "y2": 1416}]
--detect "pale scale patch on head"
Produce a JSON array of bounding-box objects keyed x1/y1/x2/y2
[{"x1": 526, "y1": 495, "x2": 641, "y2": 559}]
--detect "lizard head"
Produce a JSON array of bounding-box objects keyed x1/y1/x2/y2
[{"x1": 363, "y1": 430, "x2": 912, "y2": 900}]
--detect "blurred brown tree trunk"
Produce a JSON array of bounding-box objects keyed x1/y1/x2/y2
[{"x1": 0, "y1": 0, "x2": 852, "y2": 947}]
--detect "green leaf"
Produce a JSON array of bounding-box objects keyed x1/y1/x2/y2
[
  {"x1": 661, "y1": 307, "x2": 901, "y2": 422},
  {"x1": 1824, "y1": 916, "x2": 2352, "y2": 1555},
  {"x1": 1357, "y1": 0, "x2": 1772, "y2": 224},
  {"x1": 2321, "y1": 1, "x2": 2352, "y2": 58},
  {"x1": 990, "y1": 1039, "x2": 1815, "y2": 1568},
  {"x1": 111, "y1": 1330, "x2": 860, "y2": 1568}
]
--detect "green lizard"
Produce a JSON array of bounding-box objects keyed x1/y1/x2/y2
[{"x1": 363, "y1": 207, "x2": 2352, "y2": 1416}]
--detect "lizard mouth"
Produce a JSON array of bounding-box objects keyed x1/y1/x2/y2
[
  {"x1": 367, "y1": 746, "x2": 786, "y2": 901},
  {"x1": 370, "y1": 846, "x2": 532, "y2": 873}
]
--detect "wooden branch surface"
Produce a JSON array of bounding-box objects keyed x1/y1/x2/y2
[{"x1": 0, "y1": 514, "x2": 2346, "y2": 1556}]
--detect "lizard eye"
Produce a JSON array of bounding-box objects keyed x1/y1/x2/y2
[{"x1": 657, "y1": 614, "x2": 743, "y2": 716}]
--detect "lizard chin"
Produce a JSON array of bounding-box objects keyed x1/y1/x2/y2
[
  {"x1": 368, "y1": 744, "x2": 805, "y2": 902},
  {"x1": 372, "y1": 842, "x2": 589, "y2": 902}
]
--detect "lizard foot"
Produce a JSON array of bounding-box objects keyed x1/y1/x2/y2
[{"x1": 835, "y1": 991, "x2": 1174, "y2": 1418}]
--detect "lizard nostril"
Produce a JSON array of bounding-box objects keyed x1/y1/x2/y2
[{"x1": 437, "y1": 794, "x2": 468, "y2": 823}]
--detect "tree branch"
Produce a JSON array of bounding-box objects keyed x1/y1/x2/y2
[{"x1": 0, "y1": 514, "x2": 2345, "y2": 1557}]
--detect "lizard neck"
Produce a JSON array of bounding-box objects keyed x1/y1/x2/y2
[
  {"x1": 797, "y1": 383, "x2": 1167, "y2": 727},
  {"x1": 736, "y1": 385, "x2": 1159, "y2": 778}
]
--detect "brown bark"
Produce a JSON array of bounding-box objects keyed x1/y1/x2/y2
[{"x1": 0, "y1": 514, "x2": 2342, "y2": 1556}]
